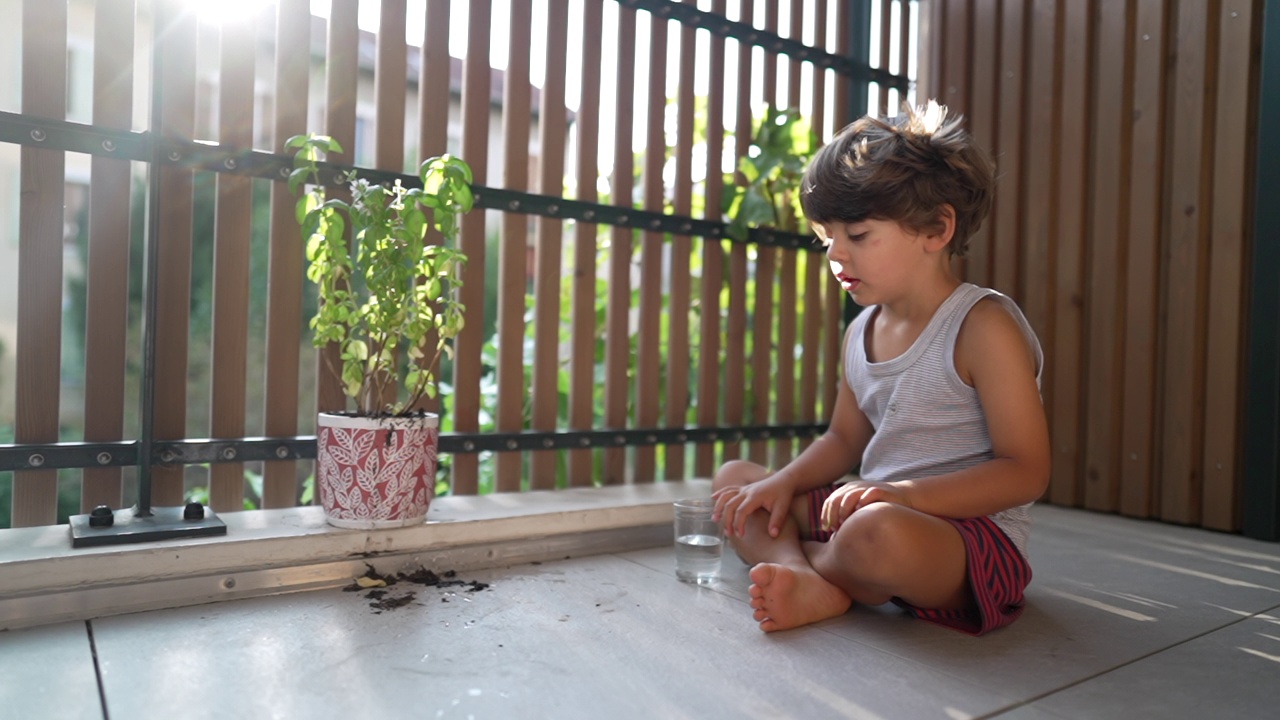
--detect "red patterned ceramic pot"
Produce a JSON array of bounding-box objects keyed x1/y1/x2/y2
[{"x1": 316, "y1": 412, "x2": 438, "y2": 529}]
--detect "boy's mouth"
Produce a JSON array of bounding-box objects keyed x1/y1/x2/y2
[{"x1": 835, "y1": 273, "x2": 860, "y2": 291}]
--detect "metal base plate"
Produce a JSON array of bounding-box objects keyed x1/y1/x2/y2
[{"x1": 69, "y1": 505, "x2": 227, "y2": 548}]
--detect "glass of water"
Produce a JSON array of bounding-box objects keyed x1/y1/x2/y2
[{"x1": 674, "y1": 497, "x2": 724, "y2": 584}]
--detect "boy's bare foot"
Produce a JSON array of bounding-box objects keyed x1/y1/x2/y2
[{"x1": 748, "y1": 563, "x2": 852, "y2": 632}]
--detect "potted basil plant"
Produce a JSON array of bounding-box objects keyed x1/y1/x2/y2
[{"x1": 287, "y1": 134, "x2": 471, "y2": 529}]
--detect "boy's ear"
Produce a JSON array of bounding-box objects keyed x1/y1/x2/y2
[{"x1": 924, "y1": 204, "x2": 956, "y2": 253}]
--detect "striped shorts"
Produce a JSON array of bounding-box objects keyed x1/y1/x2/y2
[{"x1": 801, "y1": 484, "x2": 1032, "y2": 636}]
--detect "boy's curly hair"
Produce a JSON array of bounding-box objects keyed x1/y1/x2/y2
[{"x1": 800, "y1": 101, "x2": 995, "y2": 257}]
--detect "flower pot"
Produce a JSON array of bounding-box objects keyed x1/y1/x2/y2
[{"x1": 315, "y1": 412, "x2": 438, "y2": 529}]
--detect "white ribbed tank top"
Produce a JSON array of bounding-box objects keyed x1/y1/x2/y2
[{"x1": 846, "y1": 283, "x2": 1043, "y2": 559}]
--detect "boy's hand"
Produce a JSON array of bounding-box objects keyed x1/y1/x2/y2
[
  {"x1": 712, "y1": 475, "x2": 795, "y2": 539},
  {"x1": 820, "y1": 481, "x2": 913, "y2": 533}
]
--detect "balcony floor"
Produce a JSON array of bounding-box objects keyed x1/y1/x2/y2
[{"x1": 4, "y1": 503, "x2": 1280, "y2": 719}]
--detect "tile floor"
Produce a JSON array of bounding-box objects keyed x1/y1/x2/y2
[{"x1": 3, "y1": 504, "x2": 1280, "y2": 720}]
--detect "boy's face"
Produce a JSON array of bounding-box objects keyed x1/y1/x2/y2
[{"x1": 820, "y1": 218, "x2": 937, "y2": 306}]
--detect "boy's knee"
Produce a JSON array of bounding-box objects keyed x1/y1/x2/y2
[
  {"x1": 832, "y1": 502, "x2": 913, "y2": 575},
  {"x1": 712, "y1": 459, "x2": 767, "y2": 491}
]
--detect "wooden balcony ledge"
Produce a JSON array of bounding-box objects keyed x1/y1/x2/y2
[{"x1": 2, "y1": 482, "x2": 1279, "y2": 719}]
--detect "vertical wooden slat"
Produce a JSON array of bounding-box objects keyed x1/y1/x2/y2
[
  {"x1": 966, "y1": 0, "x2": 998, "y2": 288},
  {"x1": 570, "y1": 0, "x2": 604, "y2": 486},
  {"x1": 151, "y1": 0, "x2": 198, "y2": 508},
  {"x1": 1201, "y1": 0, "x2": 1257, "y2": 531},
  {"x1": 497, "y1": 0, "x2": 532, "y2": 492},
  {"x1": 723, "y1": 0, "x2": 753, "y2": 463},
  {"x1": 695, "y1": 0, "x2": 729, "y2": 477},
  {"x1": 262, "y1": 0, "x2": 310, "y2": 508},
  {"x1": 824, "y1": 0, "x2": 850, "y2": 421},
  {"x1": 1159, "y1": 0, "x2": 1216, "y2": 525},
  {"x1": 878, "y1": 0, "x2": 892, "y2": 115},
  {"x1": 943, "y1": 0, "x2": 970, "y2": 116},
  {"x1": 531, "y1": 0, "x2": 570, "y2": 489},
  {"x1": 799, "y1": 0, "x2": 828, "y2": 455},
  {"x1": 1120, "y1": 0, "x2": 1169, "y2": 518},
  {"x1": 992, "y1": 0, "x2": 1026, "y2": 298},
  {"x1": 1021, "y1": 0, "x2": 1058, "y2": 497},
  {"x1": 635, "y1": 8, "x2": 668, "y2": 484},
  {"x1": 665, "y1": 0, "x2": 697, "y2": 479},
  {"x1": 899, "y1": 0, "x2": 913, "y2": 109},
  {"x1": 1049, "y1": 0, "x2": 1090, "y2": 507},
  {"x1": 789, "y1": 0, "x2": 804, "y2": 109},
  {"x1": 318, "y1": 0, "x2": 359, "y2": 422},
  {"x1": 208, "y1": 6, "x2": 256, "y2": 512},
  {"x1": 764, "y1": 0, "x2": 779, "y2": 105},
  {"x1": 416, "y1": 0, "x2": 451, "y2": 421},
  {"x1": 453, "y1": 0, "x2": 493, "y2": 494},
  {"x1": 81, "y1": 0, "x2": 134, "y2": 514},
  {"x1": 372, "y1": 0, "x2": 407, "y2": 417},
  {"x1": 917, "y1": 0, "x2": 943, "y2": 102},
  {"x1": 750, "y1": 1, "x2": 780, "y2": 467},
  {"x1": 12, "y1": 0, "x2": 66, "y2": 526},
  {"x1": 604, "y1": 5, "x2": 637, "y2": 485},
  {"x1": 1083, "y1": 0, "x2": 1134, "y2": 513},
  {"x1": 774, "y1": 0, "x2": 805, "y2": 468}
]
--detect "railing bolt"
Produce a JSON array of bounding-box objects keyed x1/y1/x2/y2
[
  {"x1": 30, "y1": 129, "x2": 45, "y2": 142},
  {"x1": 275, "y1": 445, "x2": 290, "y2": 459},
  {"x1": 102, "y1": 140, "x2": 116, "y2": 152},
  {"x1": 645, "y1": 434, "x2": 657, "y2": 443},
  {"x1": 614, "y1": 435, "x2": 626, "y2": 445},
  {"x1": 542, "y1": 438, "x2": 555, "y2": 448},
  {"x1": 547, "y1": 204, "x2": 558, "y2": 214},
  {"x1": 650, "y1": 219, "x2": 661, "y2": 229},
  {"x1": 506, "y1": 440, "x2": 519, "y2": 450},
  {"x1": 96, "y1": 452, "x2": 112, "y2": 465},
  {"x1": 334, "y1": 174, "x2": 345, "y2": 185},
  {"x1": 160, "y1": 449, "x2": 176, "y2": 463},
  {"x1": 708, "y1": 432, "x2": 718, "y2": 441},
  {"x1": 617, "y1": 215, "x2": 628, "y2": 223},
  {"x1": 509, "y1": 200, "x2": 520, "y2": 211},
  {"x1": 222, "y1": 447, "x2": 237, "y2": 461},
  {"x1": 222, "y1": 577, "x2": 236, "y2": 590},
  {"x1": 463, "y1": 441, "x2": 476, "y2": 452},
  {"x1": 677, "y1": 433, "x2": 687, "y2": 442},
  {"x1": 583, "y1": 210, "x2": 595, "y2": 220},
  {"x1": 473, "y1": 193, "x2": 482, "y2": 203},
  {"x1": 168, "y1": 151, "x2": 181, "y2": 161},
  {"x1": 578, "y1": 437, "x2": 591, "y2": 447},
  {"x1": 680, "y1": 223, "x2": 691, "y2": 232},
  {"x1": 89, "y1": 505, "x2": 114, "y2": 528},
  {"x1": 28, "y1": 453, "x2": 45, "y2": 467},
  {"x1": 224, "y1": 158, "x2": 237, "y2": 170}
]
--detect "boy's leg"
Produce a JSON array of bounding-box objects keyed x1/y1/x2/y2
[
  {"x1": 804, "y1": 502, "x2": 971, "y2": 612},
  {"x1": 712, "y1": 461, "x2": 852, "y2": 631}
]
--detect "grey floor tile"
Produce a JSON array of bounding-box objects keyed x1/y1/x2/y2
[
  {"x1": 1023, "y1": 609, "x2": 1280, "y2": 719},
  {"x1": 0, "y1": 621, "x2": 102, "y2": 720},
  {"x1": 92, "y1": 553, "x2": 1013, "y2": 720}
]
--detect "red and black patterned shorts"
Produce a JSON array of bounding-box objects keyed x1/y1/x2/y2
[{"x1": 800, "y1": 484, "x2": 1032, "y2": 635}]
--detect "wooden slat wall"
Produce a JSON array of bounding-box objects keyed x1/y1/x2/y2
[
  {"x1": 604, "y1": 5, "x2": 637, "y2": 486},
  {"x1": 666, "y1": 0, "x2": 697, "y2": 480},
  {"x1": 151, "y1": 2, "x2": 197, "y2": 508},
  {"x1": 635, "y1": 8, "x2": 668, "y2": 484},
  {"x1": 496, "y1": 0, "x2": 531, "y2": 492},
  {"x1": 12, "y1": 0, "x2": 67, "y2": 527},
  {"x1": 208, "y1": 6, "x2": 256, "y2": 512},
  {"x1": 929, "y1": 0, "x2": 1263, "y2": 531},
  {"x1": 569, "y1": 0, "x2": 604, "y2": 487},
  {"x1": 261, "y1": 0, "x2": 309, "y2": 509},
  {"x1": 694, "y1": 0, "x2": 729, "y2": 478},
  {"x1": 81, "y1": 0, "x2": 134, "y2": 513},
  {"x1": 453, "y1": 0, "x2": 492, "y2": 495},
  {"x1": 531, "y1": 0, "x2": 570, "y2": 489}
]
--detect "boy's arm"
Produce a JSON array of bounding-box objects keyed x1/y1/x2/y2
[
  {"x1": 715, "y1": 324, "x2": 874, "y2": 537},
  {"x1": 856, "y1": 299, "x2": 1050, "y2": 518}
]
